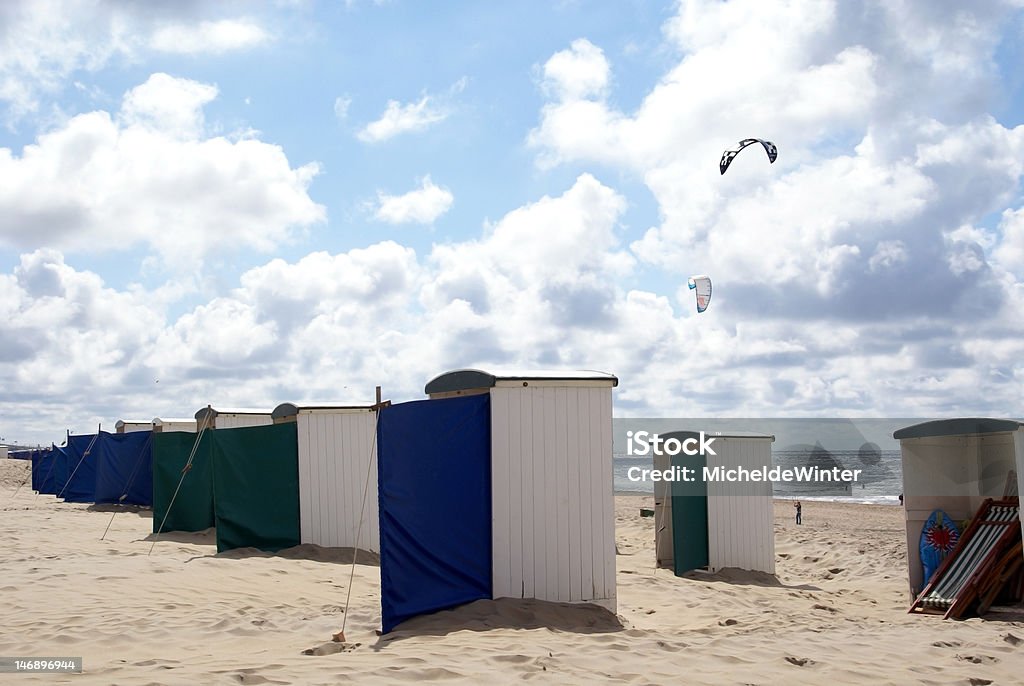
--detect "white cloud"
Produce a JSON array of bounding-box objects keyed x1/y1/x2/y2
[
  {"x1": 356, "y1": 77, "x2": 469, "y2": 144},
  {"x1": 373, "y1": 176, "x2": 454, "y2": 224},
  {"x1": 419, "y1": 172, "x2": 636, "y2": 367},
  {"x1": 334, "y1": 95, "x2": 352, "y2": 120},
  {"x1": 529, "y1": 1, "x2": 1024, "y2": 325},
  {"x1": 238, "y1": 241, "x2": 421, "y2": 322},
  {"x1": 357, "y1": 94, "x2": 449, "y2": 143},
  {"x1": 868, "y1": 240, "x2": 908, "y2": 272},
  {"x1": 0, "y1": 1, "x2": 273, "y2": 121},
  {"x1": 150, "y1": 19, "x2": 271, "y2": 55},
  {"x1": 512, "y1": 0, "x2": 1024, "y2": 415},
  {"x1": 120, "y1": 73, "x2": 218, "y2": 139},
  {"x1": 0, "y1": 249, "x2": 164, "y2": 393},
  {"x1": 0, "y1": 73, "x2": 325, "y2": 265},
  {"x1": 151, "y1": 297, "x2": 279, "y2": 368},
  {"x1": 993, "y1": 208, "x2": 1024, "y2": 274},
  {"x1": 540, "y1": 38, "x2": 610, "y2": 101},
  {"x1": 4, "y1": 165, "x2": 1024, "y2": 444}
]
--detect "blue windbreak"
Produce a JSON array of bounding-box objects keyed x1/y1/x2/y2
[{"x1": 377, "y1": 394, "x2": 492, "y2": 633}]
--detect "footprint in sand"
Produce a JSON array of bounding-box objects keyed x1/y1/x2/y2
[
  {"x1": 320, "y1": 605, "x2": 345, "y2": 614},
  {"x1": 932, "y1": 640, "x2": 962, "y2": 648},
  {"x1": 968, "y1": 679, "x2": 993, "y2": 686},
  {"x1": 492, "y1": 655, "x2": 531, "y2": 664},
  {"x1": 232, "y1": 671, "x2": 289, "y2": 685},
  {"x1": 1004, "y1": 633, "x2": 1022, "y2": 647},
  {"x1": 811, "y1": 604, "x2": 838, "y2": 614},
  {"x1": 956, "y1": 654, "x2": 999, "y2": 664},
  {"x1": 784, "y1": 656, "x2": 815, "y2": 667},
  {"x1": 719, "y1": 618, "x2": 739, "y2": 626},
  {"x1": 301, "y1": 642, "x2": 360, "y2": 656}
]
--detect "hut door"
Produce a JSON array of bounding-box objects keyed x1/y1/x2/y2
[{"x1": 671, "y1": 452, "x2": 709, "y2": 574}]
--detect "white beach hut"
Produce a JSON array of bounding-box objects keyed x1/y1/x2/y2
[
  {"x1": 894, "y1": 418, "x2": 1023, "y2": 598},
  {"x1": 115, "y1": 419, "x2": 152, "y2": 434},
  {"x1": 271, "y1": 402, "x2": 380, "y2": 553},
  {"x1": 194, "y1": 407, "x2": 274, "y2": 430},
  {"x1": 151, "y1": 417, "x2": 198, "y2": 433},
  {"x1": 654, "y1": 431, "x2": 776, "y2": 575},
  {"x1": 425, "y1": 368, "x2": 618, "y2": 611}
]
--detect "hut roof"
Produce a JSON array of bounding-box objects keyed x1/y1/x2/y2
[
  {"x1": 893, "y1": 418, "x2": 1022, "y2": 441},
  {"x1": 194, "y1": 407, "x2": 273, "y2": 422},
  {"x1": 271, "y1": 402, "x2": 377, "y2": 419},
  {"x1": 425, "y1": 368, "x2": 618, "y2": 394}
]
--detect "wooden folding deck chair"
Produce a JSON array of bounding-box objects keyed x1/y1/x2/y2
[{"x1": 909, "y1": 498, "x2": 1022, "y2": 619}]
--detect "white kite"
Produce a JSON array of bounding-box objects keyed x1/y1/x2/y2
[{"x1": 688, "y1": 275, "x2": 712, "y2": 313}]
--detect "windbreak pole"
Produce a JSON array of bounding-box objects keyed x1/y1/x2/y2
[
  {"x1": 333, "y1": 386, "x2": 389, "y2": 644},
  {"x1": 149, "y1": 410, "x2": 212, "y2": 555}
]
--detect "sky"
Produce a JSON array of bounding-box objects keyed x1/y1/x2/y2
[{"x1": 2, "y1": 0, "x2": 1024, "y2": 445}]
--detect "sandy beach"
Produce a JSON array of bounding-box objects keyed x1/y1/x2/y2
[{"x1": 1, "y1": 458, "x2": 1021, "y2": 685}]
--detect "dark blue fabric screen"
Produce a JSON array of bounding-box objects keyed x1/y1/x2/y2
[
  {"x1": 62, "y1": 433, "x2": 98, "y2": 502},
  {"x1": 30, "y1": 450, "x2": 52, "y2": 495},
  {"x1": 378, "y1": 393, "x2": 492, "y2": 633},
  {"x1": 51, "y1": 446, "x2": 69, "y2": 496},
  {"x1": 94, "y1": 431, "x2": 154, "y2": 506},
  {"x1": 32, "y1": 448, "x2": 56, "y2": 493}
]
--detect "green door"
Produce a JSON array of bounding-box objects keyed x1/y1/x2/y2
[{"x1": 670, "y1": 451, "x2": 709, "y2": 574}]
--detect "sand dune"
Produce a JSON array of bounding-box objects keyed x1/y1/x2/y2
[{"x1": 2, "y1": 458, "x2": 1022, "y2": 684}]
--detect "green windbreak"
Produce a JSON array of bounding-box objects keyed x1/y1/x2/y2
[
  {"x1": 211, "y1": 422, "x2": 300, "y2": 553},
  {"x1": 152, "y1": 431, "x2": 214, "y2": 533}
]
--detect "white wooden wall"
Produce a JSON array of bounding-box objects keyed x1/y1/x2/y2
[
  {"x1": 157, "y1": 421, "x2": 197, "y2": 433},
  {"x1": 490, "y1": 386, "x2": 616, "y2": 610},
  {"x1": 296, "y1": 411, "x2": 379, "y2": 553},
  {"x1": 706, "y1": 437, "x2": 775, "y2": 574},
  {"x1": 215, "y1": 414, "x2": 273, "y2": 430},
  {"x1": 119, "y1": 423, "x2": 151, "y2": 433}
]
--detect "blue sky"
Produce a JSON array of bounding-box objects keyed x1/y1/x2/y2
[{"x1": 2, "y1": 0, "x2": 1024, "y2": 444}]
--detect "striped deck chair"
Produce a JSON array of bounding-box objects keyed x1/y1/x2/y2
[{"x1": 910, "y1": 498, "x2": 1021, "y2": 619}]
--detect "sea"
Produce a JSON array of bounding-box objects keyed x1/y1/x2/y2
[{"x1": 613, "y1": 449, "x2": 903, "y2": 504}]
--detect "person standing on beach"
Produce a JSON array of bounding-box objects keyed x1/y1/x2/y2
[{"x1": 795, "y1": 501, "x2": 802, "y2": 525}]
